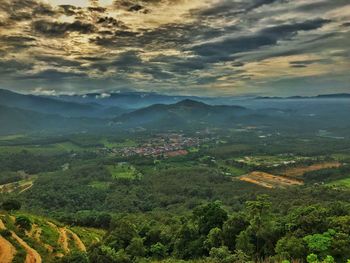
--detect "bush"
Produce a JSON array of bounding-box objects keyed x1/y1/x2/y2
[
  {"x1": 15, "y1": 215, "x2": 32, "y2": 231},
  {"x1": 2, "y1": 200, "x2": 21, "y2": 211},
  {"x1": 0, "y1": 229, "x2": 12, "y2": 238},
  {"x1": 60, "y1": 251, "x2": 89, "y2": 263}
]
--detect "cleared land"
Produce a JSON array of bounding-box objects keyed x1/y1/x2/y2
[
  {"x1": 282, "y1": 162, "x2": 341, "y2": 177},
  {"x1": 107, "y1": 164, "x2": 139, "y2": 179},
  {"x1": 0, "y1": 177, "x2": 36, "y2": 194},
  {"x1": 239, "y1": 171, "x2": 304, "y2": 189},
  {"x1": 0, "y1": 236, "x2": 16, "y2": 263}
]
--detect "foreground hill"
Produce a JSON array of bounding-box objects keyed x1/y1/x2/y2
[{"x1": 0, "y1": 211, "x2": 104, "y2": 263}]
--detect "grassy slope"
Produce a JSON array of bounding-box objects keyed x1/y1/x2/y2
[{"x1": 0, "y1": 211, "x2": 105, "y2": 262}]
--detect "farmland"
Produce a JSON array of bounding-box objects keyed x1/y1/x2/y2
[
  {"x1": 107, "y1": 163, "x2": 141, "y2": 179},
  {"x1": 281, "y1": 162, "x2": 342, "y2": 177},
  {"x1": 239, "y1": 171, "x2": 304, "y2": 188}
]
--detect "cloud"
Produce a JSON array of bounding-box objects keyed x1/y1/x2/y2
[
  {"x1": 192, "y1": 19, "x2": 330, "y2": 63},
  {"x1": 0, "y1": 0, "x2": 349, "y2": 96},
  {"x1": 33, "y1": 20, "x2": 95, "y2": 37},
  {"x1": 22, "y1": 69, "x2": 87, "y2": 80}
]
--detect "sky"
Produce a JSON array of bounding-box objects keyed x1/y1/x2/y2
[{"x1": 0, "y1": 0, "x2": 349, "y2": 96}]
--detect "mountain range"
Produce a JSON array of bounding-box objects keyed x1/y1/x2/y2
[{"x1": 1, "y1": 89, "x2": 350, "y2": 135}]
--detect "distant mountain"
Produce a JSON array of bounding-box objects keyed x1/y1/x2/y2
[
  {"x1": 0, "y1": 104, "x2": 106, "y2": 135},
  {"x1": 255, "y1": 93, "x2": 350, "y2": 100},
  {"x1": 114, "y1": 99, "x2": 248, "y2": 129},
  {"x1": 0, "y1": 89, "x2": 127, "y2": 118},
  {"x1": 53, "y1": 92, "x2": 202, "y2": 109}
]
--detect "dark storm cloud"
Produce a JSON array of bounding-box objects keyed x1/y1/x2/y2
[
  {"x1": 34, "y1": 55, "x2": 82, "y2": 67},
  {"x1": 58, "y1": 5, "x2": 81, "y2": 16},
  {"x1": 295, "y1": 0, "x2": 349, "y2": 13},
  {"x1": 191, "y1": 19, "x2": 330, "y2": 63},
  {"x1": 33, "y1": 20, "x2": 96, "y2": 37},
  {"x1": 289, "y1": 59, "x2": 332, "y2": 68},
  {"x1": 97, "y1": 16, "x2": 126, "y2": 28},
  {"x1": 22, "y1": 69, "x2": 87, "y2": 80},
  {"x1": 0, "y1": 60, "x2": 33, "y2": 74},
  {"x1": 195, "y1": 0, "x2": 281, "y2": 17},
  {"x1": 0, "y1": 0, "x2": 56, "y2": 24},
  {"x1": 0, "y1": 35, "x2": 37, "y2": 50},
  {"x1": 110, "y1": 51, "x2": 143, "y2": 68}
]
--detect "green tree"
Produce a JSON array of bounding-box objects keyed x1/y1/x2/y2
[
  {"x1": 204, "y1": 227, "x2": 223, "y2": 250},
  {"x1": 105, "y1": 219, "x2": 138, "y2": 251},
  {"x1": 193, "y1": 201, "x2": 228, "y2": 235},
  {"x1": 209, "y1": 246, "x2": 234, "y2": 263},
  {"x1": 60, "y1": 251, "x2": 89, "y2": 263},
  {"x1": 304, "y1": 230, "x2": 335, "y2": 257},
  {"x1": 231, "y1": 249, "x2": 252, "y2": 263},
  {"x1": 2, "y1": 199, "x2": 21, "y2": 211},
  {"x1": 126, "y1": 237, "x2": 145, "y2": 258},
  {"x1": 222, "y1": 213, "x2": 248, "y2": 251},
  {"x1": 235, "y1": 230, "x2": 254, "y2": 257},
  {"x1": 89, "y1": 245, "x2": 130, "y2": 263},
  {"x1": 150, "y1": 242, "x2": 168, "y2": 259},
  {"x1": 307, "y1": 253, "x2": 319, "y2": 263},
  {"x1": 15, "y1": 215, "x2": 32, "y2": 231},
  {"x1": 173, "y1": 222, "x2": 204, "y2": 259},
  {"x1": 275, "y1": 236, "x2": 306, "y2": 259},
  {"x1": 322, "y1": 255, "x2": 335, "y2": 263},
  {"x1": 245, "y1": 195, "x2": 277, "y2": 258}
]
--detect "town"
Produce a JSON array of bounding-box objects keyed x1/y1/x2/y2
[{"x1": 101, "y1": 133, "x2": 206, "y2": 158}]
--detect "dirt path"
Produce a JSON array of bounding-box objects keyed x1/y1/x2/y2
[
  {"x1": 11, "y1": 231, "x2": 42, "y2": 263},
  {"x1": 0, "y1": 219, "x2": 6, "y2": 230},
  {"x1": 58, "y1": 228, "x2": 70, "y2": 253},
  {"x1": 66, "y1": 229, "x2": 86, "y2": 251},
  {"x1": 0, "y1": 219, "x2": 16, "y2": 263},
  {"x1": 0, "y1": 236, "x2": 16, "y2": 263},
  {"x1": 19, "y1": 182, "x2": 33, "y2": 194}
]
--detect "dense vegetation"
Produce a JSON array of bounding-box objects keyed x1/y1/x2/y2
[{"x1": 1, "y1": 94, "x2": 350, "y2": 262}]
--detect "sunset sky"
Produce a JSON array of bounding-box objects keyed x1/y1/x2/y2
[{"x1": 0, "y1": 0, "x2": 349, "y2": 96}]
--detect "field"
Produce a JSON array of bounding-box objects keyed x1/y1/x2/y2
[
  {"x1": 107, "y1": 163, "x2": 140, "y2": 179},
  {"x1": 101, "y1": 138, "x2": 137, "y2": 148},
  {"x1": 239, "y1": 171, "x2": 304, "y2": 188},
  {"x1": 327, "y1": 177, "x2": 350, "y2": 188},
  {"x1": 0, "y1": 142, "x2": 85, "y2": 154},
  {"x1": 217, "y1": 161, "x2": 248, "y2": 176},
  {"x1": 0, "y1": 177, "x2": 37, "y2": 194},
  {"x1": 235, "y1": 155, "x2": 312, "y2": 167},
  {"x1": 281, "y1": 162, "x2": 342, "y2": 177}
]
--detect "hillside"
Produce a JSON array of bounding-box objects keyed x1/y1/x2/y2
[
  {"x1": 0, "y1": 105, "x2": 106, "y2": 135},
  {"x1": 0, "y1": 89, "x2": 127, "y2": 118},
  {"x1": 53, "y1": 92, "x2": 197, "y2": 109},
  {"x1": 0, "y1": 211, "x2": 104, "y2": 263},
  {"x1": 114, "y1": 99, "x2": 248, "y2": 129}
]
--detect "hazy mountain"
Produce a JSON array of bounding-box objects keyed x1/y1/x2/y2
[
  {"x1": 114, "y1": 99, "x2": 248, "y2": 129},
  {"x1": 255, "y1": 93, "x2": 350, "y2": 100},
  {"x1": 53, "y1": 92, "x2": 202, "y2": 109},
  {"x1": 0, "y1": 104, "x2": 106, "y2": 135},
  {"x1": 0, "y1": 89, "x2": 127, "y2": 118}
]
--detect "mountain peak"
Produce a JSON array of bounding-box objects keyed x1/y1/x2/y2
[{"x1": 175, "y1": 99, "x2": 207, "y2": 107}]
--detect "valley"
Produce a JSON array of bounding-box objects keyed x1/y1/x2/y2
[{"x1": 1, "y1": 91, "x2": 350, "y2": 262}]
